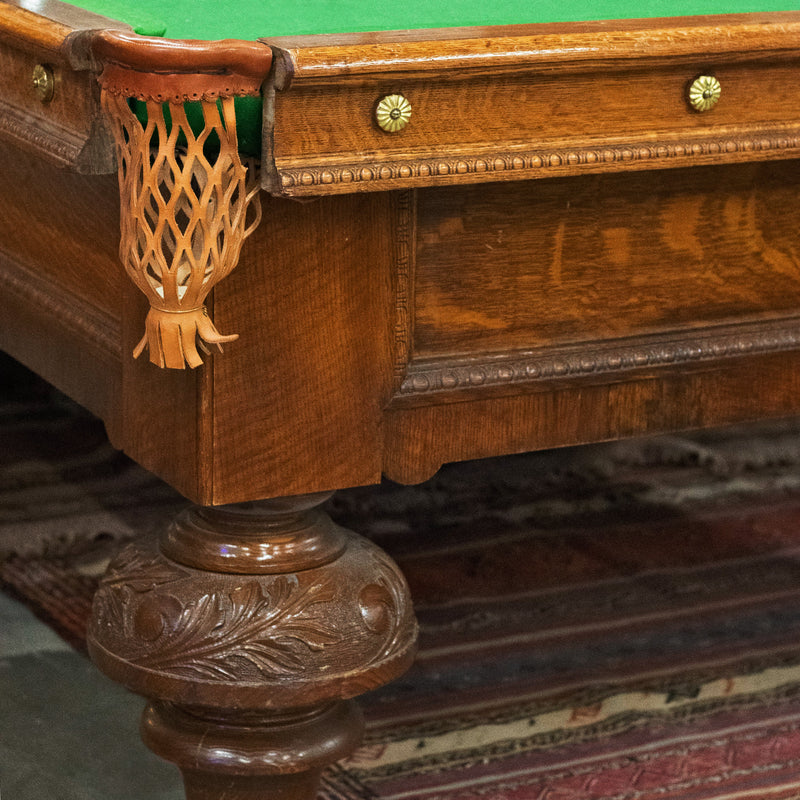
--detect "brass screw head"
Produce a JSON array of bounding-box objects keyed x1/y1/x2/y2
[
  {"x1": 688, "y1": 75, "x2": 721, "y2": 112},
  {"x1": 32, "y1": 64, "x2": 55, "y2": 103},
  {"x1": 375, "y1": 94, "x2": 412, "y2": 133}
]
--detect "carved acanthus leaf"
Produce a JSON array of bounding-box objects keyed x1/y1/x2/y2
[
  {"x1": 90, "y1": 533, "x2": 417, "y2": 691},
  {"x1": 130, "y1": 576, "x2": 340, "y2": 680}
]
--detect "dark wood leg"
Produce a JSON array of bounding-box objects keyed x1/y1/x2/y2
[{"x1": 87, "y1": 493, "x2": 417, "y2": 800}]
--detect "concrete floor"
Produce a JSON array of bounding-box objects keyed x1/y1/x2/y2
[{"x1": 0, "y1": 591, "x2": 183, "y2": 799}]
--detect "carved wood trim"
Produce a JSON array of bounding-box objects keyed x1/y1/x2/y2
[
  {"x1": 0, "y1": 98, "x2": 83, "y2": 165},
  {"x1": 88, "y1": 497, "x2": 417, "y2": 797},
  {"x1": 88, "y1": 501, "x2": 418, "y2": 708},
  {"x1": 0, "y1": 95, "x2": 115, "y2": 172},
  {"x1": 392, "y1": 189, "x2": 415, "y2": 391},
  {"x1": 392, "y1": 318, "x2": 800, "y2": 404},
  {"x1": 275, "y1": 129, "x2": 800, "y2": 196}
]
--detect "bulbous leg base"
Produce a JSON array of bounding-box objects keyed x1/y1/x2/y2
[{"x1": 87, "y1": 494, "x2": 417, "y2": 800}]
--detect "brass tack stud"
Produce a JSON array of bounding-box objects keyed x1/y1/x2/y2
[
  {"x1": 32, "y1": 64, "x2": 55, "y2": 103},
  {"x1": 688, "y1": 75, "x2": 721, "y2": 112},
  {"x1": 375, "y1": 94, "x2": 412, "y2": 133}
]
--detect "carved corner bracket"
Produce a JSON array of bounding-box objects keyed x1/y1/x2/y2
[{"x1": 92, "y1": 32, "x2": 273, "y2": 369}]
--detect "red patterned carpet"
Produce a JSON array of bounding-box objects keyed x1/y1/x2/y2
[{"x1": 4, "y1": 354, "x2": 800, "y2": 799}]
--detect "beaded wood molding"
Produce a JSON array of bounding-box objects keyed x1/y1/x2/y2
[
  {"x1": 93, "y1": 32, "x2": 273, "y2": 369},
  {"x1": 392, "y1": 318, "x2": 800, "y2": 403},
  {"x1": 0, "y1": 101, "x2": 92, "y2": 168},
  {"x1": 273, "y1": 130, "x2": 800, "y2": 197}
]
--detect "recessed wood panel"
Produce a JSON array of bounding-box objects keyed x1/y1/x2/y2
[{"x1": 413, "y1": 161, "x2": 800, "y2": 358}]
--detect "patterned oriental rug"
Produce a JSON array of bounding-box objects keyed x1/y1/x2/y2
[{"x1": 4, "y1": 355, "x2": 800, "y2": 800}]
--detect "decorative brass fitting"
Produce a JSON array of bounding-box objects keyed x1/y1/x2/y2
[
  {"x1": 688, "y1": 75, "x2": 721, "y2": 112},
  {"x1": 376, "y1": 94, "x2": 412, "y2": 132},
  {"x1": 32, "y1": 64, "x2": 55, "y2": 103}
]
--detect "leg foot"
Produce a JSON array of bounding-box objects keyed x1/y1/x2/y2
[{"x1": 143, "y1": 701, "x2": 363, "y2": 800}]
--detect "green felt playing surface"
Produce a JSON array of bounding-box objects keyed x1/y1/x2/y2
[{"x1": 71, "y1": 0, "x2": 800, "y2": 40}]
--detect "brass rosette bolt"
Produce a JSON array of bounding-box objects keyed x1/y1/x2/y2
[
  {"x1": 376, "y1": 94, "x2": 412, "y2": 133},
  {"x1": 688, "y1": 75, "x2": 721, "y2": 112}
]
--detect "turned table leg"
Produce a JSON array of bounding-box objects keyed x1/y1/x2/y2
[{"x1": 87, "y1": 493, "x2": 417, "y2": 800}]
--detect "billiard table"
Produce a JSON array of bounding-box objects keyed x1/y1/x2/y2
[{"x1": 3, "y1": 0, "x2": 800, "y2": 797}]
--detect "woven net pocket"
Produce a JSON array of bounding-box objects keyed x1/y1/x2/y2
[{"x1": 103, "y1": 92, "x2": 261, "y2": 369}]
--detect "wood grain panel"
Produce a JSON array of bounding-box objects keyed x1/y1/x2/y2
[
  {"x1": 0, "y1": 140, "x2": 203, "y2": 500},
  {"x1": 274, "y1": 64, "x2": 800, "y2": 165},
  {"x1": 0, "y1": 139, "x2": 121, "y2": 422},
  {"x1": 0, "y1": 254, "x2": 120, "y2": 423},
  {"x1": 0, "y1": 140, "x2": 121, "y2": 312},
  {"x1": 207, "y1": 191, "x2": 399, "y2": 504},
  {"x1": 413, "y1": 161, "x2": 800, "y2": 358},
  {"x1": 118, "y1": 282, "x2": 207, "y2": 502},
  {"x1": 384, "y1": 351, "x2": 800, "y2": 484}
]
